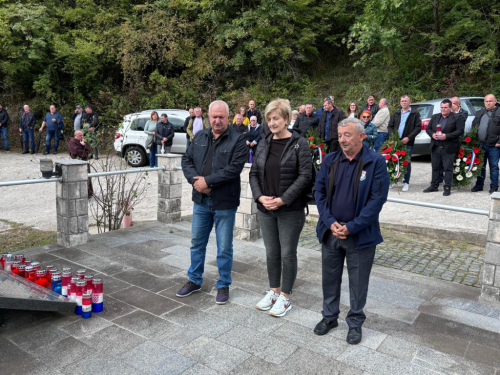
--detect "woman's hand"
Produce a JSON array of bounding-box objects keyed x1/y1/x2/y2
[
  {"x1": 151, "y1": 132, "x2": 155, "y2": 136},
  {"x1": 258, "y1": 196, "x2": 284, "y2": 210}
]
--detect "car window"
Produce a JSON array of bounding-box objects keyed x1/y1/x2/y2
[
  {"x1": 410, "y1": 104, "x2": 433, "y2": 119},
  {"x1": 170, "y1": 117, "x2": 185, "y2": 133},
  {"x1": 460, "y1": 100, "x2": 473, "y2": 115},
  {"x1": 468, "y1": 98, "x2": 485, "y2": 113},
  {"x1": 130, "y1": 117, "x2": 147, "y2": 131}
]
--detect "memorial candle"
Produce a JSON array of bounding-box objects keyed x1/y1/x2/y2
[
  {"x1": 25, "y1": 266, "x2": 36, "y2": 282},
  {"x1": 36, "y1": 270, "x2": 50, "y2": 288},
  {"x1": 75, "y1": 280, "x2": 86, "y2": 315},
  {"x1": 92, "y1": 278, "x2": 103, "y2": 313},
  {"x1": 17, "y1": 264, "x2": 26, "y2": 278}
]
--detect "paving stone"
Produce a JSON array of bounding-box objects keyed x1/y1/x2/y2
[
  {"x1": 364, "y1": 297, "x2": 420, "y2": 324},
  {"x1": 119, "y1": 239, "x2": 174, "y2": 258},
  {"x1": 113, "y1": 269, "x2": 178, "y2": 292},
  {"x1": 75, "y1": 256, "x2": 134, "y2": 276},
  {"x1": 182, "y1": 364, "x2": 221, "y2": 375},
  {"x1": 464, "y1": 342, "x2": 500, "y2": 369},
  {"x1": 164, "y1": 306, "x2": 234, "y2": 338},
  {"x1": 112, "y1": 310, "x2": 181, "y2": 339},
  {"x1": 0, "y1": 336, "x2": 45, "y2": 374},
  {"x1": 97, "y1": 295, "x2": 138, "y2": 321},
  {"x1": 6, "y1": 319, "x2": 70, "y2": 354},
  {"x1": 49, "y1": 247, "x2": 94, "y2": 261},
  {"x1": 159, "y1": 290, "x2": 216, "y2": 311},
  {"x1": 412, "y1": 346, "x2": 496, "y2": 375},
  {"x1": 120, "y1": 341, "x2": 195, "y2": 375},
  {"x1": 281, "y1": 305, "x2": 323, "y2": 329},
  {"x1": 273, "y1": 321, "x2": 348, "y2": 359},
  {"x1": 432, "y1": 296, "x2": 500, "y2": 319},
  {"x1": 111, "y1": 286, "x2": 184, "y2": 316},
  {"x1": 60, "y1": 315, "x2": 112, "y2": 338},
  {"x1": 79, "y1": 325, "x2": 146, "y2": 357},
  {"x1": 178, "y1": 335, "x2": 251, "y2": 374},
  {"x1": 376, "y1": 336, "x2": 420, "y2": 362},
  {"x1": 337, "y1": 345, "x2": 436, "y2": 375},
  {"x1": 206, "y1": 302, "x2": 286, "y2": 334},
  {"x1": 218, "y1": 325, "x2": 297, "y2": 364},
  {"x1": 33, "y1": 336, "x2": 95, "y2": 370},
  {"x1": 224, "y1": 287, "x2": 264, "y2": 309},
  {"x1": 326, "y1": 320, "x2": 387, "y2": 350},
  {"x1": 152, "y1": 323, "x2": 202, "y2": 350},
  {"x1": 95, "y1": 274, "x2": 131, "y2": 294},
  {"x1": 64, "y1": 354, "x2": 138, "y2": 375}
]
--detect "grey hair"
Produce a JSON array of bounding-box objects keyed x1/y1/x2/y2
[
  {"x1": 451, "y1": 96, "x2": 461, "y2": 104},
  {"x1": 380, "y1": 98, "x2": 388, "y2": 105},
  {"x1": 401, "y1": 94, "x2": 411, "y2": 102},
  {"x1": 292, "y1": 110, "x2": 299, "y2": 116},
  {"x1": 250, "y1": 115, "x2": 257, "y2": 121},
  {"x1": 74, "y1": 130, "x2": 83, "y2": 136},
  {"x1": 208, "y1": 100, "x2": 230, "y2": 116},
  {"x1": 339, "y1": 118, "x2": 365, "y2": 134}
]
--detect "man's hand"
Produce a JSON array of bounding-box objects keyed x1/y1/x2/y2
[
  {"x1": 432, "y1": 133, "x2": 438, "y2": 140},
  {"x1": 439, "y1": 133, "x2": 447, "y2": 140},
  {"x1": 19, "y1": 128, "x2": 22, "y2": 133},
  {"x1": 52, "y1": 118, "x2": 57, "y2": 122},
  {"x1": 80, "y1": 140, "x2": 85, "y2": 146},
  {"x1": 330, "y1": 222, "x2": 347, "y2": 239},
  {"x1": 39, "y1": 128, "x2": 43, "y2": 133},
  {"x1": 201, "y1": 188, "x2": 211, "y2": 195},
  {"x1": 163, "y1": 137, "x2": 167, "y2": 142},
  {"x1": 402, "y1": 137, "x2": 409, "y2": 144},
  {"x1": 496, "y1": 143, "x2": 500, "y2": 148},
  {"x1": 337, "y1": 225, "x2": 350, "y2": 238},
  {"x1": 193, "y1": 176, "x2": 209, "y2": 193}
]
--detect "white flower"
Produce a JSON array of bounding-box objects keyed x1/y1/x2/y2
[
  {"x1": 472, "y1": 167, "x2": 477, "y2": 171},
  {"x1": 456, "y1": 159, "x2": 461, "y2": 163},
  {"x1": 386, "y1": 160, "x2": 388, "y2": 164},
  {"x1": 457, "y1": 175, "x2": 463, "y2": 181},
  {"x1": 463, "y1": 158, "x2": 467, "y2": 162},
  {"x1": 454, "y1": 167, "x2": 460, "y2": 173},
  {"x1": 466, "y1": 172, "x2": 473, "y2": 178},
  {"x1": 316, "y1": 160, "x2": 321, "y2": 165}
]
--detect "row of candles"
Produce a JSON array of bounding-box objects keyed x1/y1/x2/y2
[{"x1": 1, "y1": 252, "x2": 103, "y2": 318}]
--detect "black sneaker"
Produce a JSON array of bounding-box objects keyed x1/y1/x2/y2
[
  {"x1": 423, "y1": 186, "x2": 438, "y2": 193},
  {"x1": 175, "y1": 281, "x2": 201, "y2": 297},
  {"x1": 471, "y1": 185, "x2": 483, "y2": 192},
  {"x1": 490, "y1": 187, "x2": 499, "y2": 194},
  {"x1": 216, "y1": 287, "x2": 229, "y2": 304},
  {"x1": 347, "y1": 327, "x2": 362, "y2": 345},
  {"x1": 443, "y1": 186, "x2": 451, "y2": 196}
]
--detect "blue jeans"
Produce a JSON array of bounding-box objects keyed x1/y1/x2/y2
[
  {"x1": 23, "y1": 129, "x2": 35, "y2": 152},
  {"x1": 476, "y1": 144, "x2": 500, "y2": 189},
  {"x1": 45, "y1": 129, "x2": 59, "y2": 153},
  {"x1": 149, "y1": 144, "x2": 157, "y2": 167},
  {"x1": 374, "y1": 132, "x2": 387, "y2": 152},
  {"x1": 188, "y1": 196, "x2": 237, "y2": 289},
  {"x1": 0, "y1": 127, "x2": 8, "y2": 149},
  {"x1": 404, "y1": 145, "x2": 413, "y2": 184}
]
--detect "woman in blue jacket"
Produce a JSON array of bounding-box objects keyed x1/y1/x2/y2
[{"x1": 360, "y1": 110, "x2": 378, "y2": 150}]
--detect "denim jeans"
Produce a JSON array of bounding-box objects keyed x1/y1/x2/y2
[
  {"x1": 23, "y1": 129, "x2": 35, "y2": 152},
  {"x1": 374, "y1": 132, "x2": 388, "y2": 152},
  {"x1": 476, "y1": 144, "x2": 500, "y2": 189},
  {"x1": 0, "y1": 127, "x2": 8, "y2": 149},
  {"x1": 149, "y1": 144, "x2": 157, "y2": 167},
  {"x1": 188, "y1": 196, "x2": 237, "y2": 289},
  {"x1": 258, "y1": 209, "x2": 305, "y2": 294},
  {"x1": 403, "y1": 145, "x2": 413, "y2": 184},
  {"x1": 45, "y1": 129, "x2": 59, "y2": 153}
]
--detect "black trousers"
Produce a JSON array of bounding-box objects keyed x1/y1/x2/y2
[
  {"x1": 322, "y1": 232, "x2": 376, "y2": 328},
  {"x1": 431, "y1": 146, "x2": 455, "y2": 188},
  {"x1": 327, "y1": 139, "x2": 339, "y2": 153}
]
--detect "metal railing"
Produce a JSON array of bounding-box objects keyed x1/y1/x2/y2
[
  {"x1": 0, "y1": 177, "x2": 62, "y2": 187},
  {"x1": 89, "y1": 166, "x2": 165, "y2": 178},
  {"x1": 386, "y1": 197, "x2": 489, "y2": 216}
]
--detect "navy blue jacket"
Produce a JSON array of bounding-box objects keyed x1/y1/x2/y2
[
  {"x1": 247, "y1": 124, "x2": 262, "y2": 144},
  {"x1": 314, "y1": 145, "x2": 390, "y2": 249},
  {"x1": 182, "y1": 127, "x2": 248, "y2": 210}
]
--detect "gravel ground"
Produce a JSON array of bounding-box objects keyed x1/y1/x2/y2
[{"x1": 0, "y1": 151, "x2": 492, "y2": 236}]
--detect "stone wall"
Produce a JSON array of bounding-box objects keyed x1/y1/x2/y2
[
  {"x1": 157, "y1": 154, "x2": 183, "y2": 224},
  {"x1": 234, "y1": 163, "x2": 261, "y2": 241},
  {"x1": 482, "y1": 192, "x2": 500, "y2": 302}
]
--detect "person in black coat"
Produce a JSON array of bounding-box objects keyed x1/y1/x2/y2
[
  {"x1": 19, "y1": 104, "x2": 37, "y2": 154},
  {"x1": 387, "y1": 95, "x2": 422, "y2": 191},
  {"x1": 317, "y1": 98, "x2": 345, "y2": 153},
  {"x1": 249, "y1": 99, "x2": 313, "y2": 317},
  {"x1": 423, "y1": 99, "x2": 464, "y2": 196},
  {"x1": 360, "y1": 95, "x2": 379, "y2": 118},
  {"x1": 293, "y1": 104, "x2": 319, "y2": 137},
  {"x1": 155, "y1": 114, "x2": 175, "y2": 154},
  {"x1": 0, "y1": 103, "x2": 10, "y2": 152}
]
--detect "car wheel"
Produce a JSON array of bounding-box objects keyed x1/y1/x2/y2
[{"x1": 125, "y1": 146, "x2": 147, "y2": 167}]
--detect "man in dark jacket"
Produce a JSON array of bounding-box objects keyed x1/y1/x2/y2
[
  {"x1": 317, "y1": 98, "x2": 345, "y2": 153},
  {"x1": 19, "y1": 105, "x2": 37, "y2": 154},
  {"x1": 313, "y1": 117, "x2": 390, "y2": 345},
  {"x1": 178, "y1": 100, "x2": 247, "y2": 304},
  {"x1": 471, "y1": 94, "x2": 500, "y2": 194},
  {"x1": 247, "y1": 100, "x2": 262, "y2": 124},
  {"x1": 423, "y1": 99, "x2": 464, "y2": 196},
  {"x1": 451, "y1": 96, "x2": 469, "y2": 122},
  {"x1": 387, "y1": 95, "x2": 422, "y2": 192},
  {"x1": 0, "y1": 103, "x2": 10, "y2": 152},
  {"x1": 68, "y1": 130, "x2": 93, "y2": 197},
  {"x1": 293, "y1": 104, "x2": 319, "y2": 136},
  {"x1": 360, "y1": 95, "x2": 380, "y2": 118},
  {"x1": 80, "y1": 106, "x2": 99, "y2": 159},
  {"x1": 183, "y1": 108, "x2": 194, "y2": 147},
  {"x1": 231, "y1": 114, "x2": 249, "y2": 137},
  {"x1": 155, "y1": 114, "x2": 175, "y2": 154}
]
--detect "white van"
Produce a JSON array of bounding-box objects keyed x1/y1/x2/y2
[{"x1": 114, "y1": 109, "x2": 190, "y2": 167}]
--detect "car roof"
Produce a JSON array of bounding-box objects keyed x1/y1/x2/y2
[
  {"x1": 123, "y1": 109, "x2": 190, "y2": 120},
  {"x1": 412, "y1": 96, "x2": 484, "y2": 106}
]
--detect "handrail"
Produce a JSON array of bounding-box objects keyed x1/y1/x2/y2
[
  {"x1": 387, "y1": 197, "x2": 489, "y2": 216},
  {"x1": 89, "y1": 166, "x2": 165, "y2": 178},
  {"x1": 0, "y1": 177, "x2": 62, "y2": 187}
]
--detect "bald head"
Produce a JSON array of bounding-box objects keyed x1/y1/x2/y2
[
  {"x1": 208, "y1": 100, "x2": 230, "y2": 116},
  {"x1": 485, "y1": 94, "x2": 497, "y2": 111},
  {"x1": 74, "y1": 130, "x2": 84, "y2": 141},
  {"x1": 208, "y1": 100, "x2": 230, "y2": 135}
]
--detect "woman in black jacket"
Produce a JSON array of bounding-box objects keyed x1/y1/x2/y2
[
  {"x1": 249, "y1": 99, "x2": 313, "y2": 317},
  {"x1": 155, "y1": 113, "x2": 175, "y2": 154}
]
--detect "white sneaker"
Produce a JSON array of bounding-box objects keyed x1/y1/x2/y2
[
  {"x1": 402, "y1": 183, "x2": 409, "y2": 192},
  {"x1": 269, "y1": 294, "x2": 292, "y2": 317},
  {"x1": 256, "y1": 290, "x2": 277, "y2": 311}
]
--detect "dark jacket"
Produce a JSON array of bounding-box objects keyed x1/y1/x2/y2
[
  {"x1": 314, "y1": 146, "x2": 390, "y2": 249},
  {"x1": 249, "y1": 131, "x2": 313, "y2": 212},
  {"x1": 293, "y1": 112, "x2": 319, "y2": 136},
  {"x1": 426, "y1": 112, "x2": 464, "y2": 154},
  {"x1": 231, "y1": 123, "x2": 248, "y2": 137},
  {"x1": 0, "y1": 108, "x2": 9, "y2": 127},
  {"x1": 155, "y1": 121, "x2": 175, "y2": 146},
  {"x1": 471, "y1": 107, "x2": 500, "y2": 146},
  {"x1": 387, "y1": 109, "x2": 422, "y2": 146},
  {"x1": 247, "y1": 124, "x2": 262, "y2": 144},
  {"x1": 247, "y1": 109, "x2": 262, "y2": 124},
  {"x1": 360, "y1": 103, "x2": 380, "y2": 117},
  {"x1": 19, "y1": 111, "x2": 36, "y2": 130},
  {"x1": 80, "y1": 111, "x2": 99, "y2": 131},
  {"x1": 362, "y1": 121, "x2": 378, "y2": 149},
  {"x1": 182, "y1": 127, "x2": 248, "y2": 210},
  {"x1": 317, "y1": 107, "x2": 346, "y2": 141},
  {"x1": 68, "y1": 137, "x2": 92, "y2": 160},
  {"x1": 456, "y1": 108, "x2": 469, "y2": 123},
  {"x1": 183, "y1": 115, "x2": 194, "y2": 139}
]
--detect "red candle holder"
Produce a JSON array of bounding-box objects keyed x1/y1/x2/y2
[
  {"x1": 36, "y1": 270, "x2": 51, "y2": 288},
  {"x1": 76, "y1": 269, "x2": 86, "y2": 279},
  {"x1": 14, "y1": 254, "x2": 25, "y2": 263},
  {"x1": 31, "y1": 262, "x2": 41, "y2": 271},
  {"x1": 18, "y1": 264, "x2": 26, "y2": 278},
  {"x1": 25, "y1": 266, "x2": 36, "y2": 282}
]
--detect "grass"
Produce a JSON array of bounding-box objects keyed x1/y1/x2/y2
[{"x1": 0, "y1": 219, "x2": 57, "y2": 253}]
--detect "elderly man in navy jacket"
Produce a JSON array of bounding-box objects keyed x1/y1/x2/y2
[{"x1": 313, "y1": 117, "x2": 390, "y2": 345}]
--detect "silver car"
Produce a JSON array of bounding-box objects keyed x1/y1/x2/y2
[
  {"x1": 411, "y1": 97, "x2": 485, "y2": 155},
  {"x1": 114, "y1": 109, "x2": 190, "y2": 167}
]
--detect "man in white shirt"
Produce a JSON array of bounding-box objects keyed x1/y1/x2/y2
[{"x1": 372, "y1": 98, "x2": 390, "y2": 151}]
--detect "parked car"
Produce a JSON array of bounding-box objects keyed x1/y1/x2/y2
[
  {"x1": 411, "y1": 97, "x2": 485, "y2": 155},
  {"x1": 114, "y1": 109, "x2": 190, "y2": 167}
]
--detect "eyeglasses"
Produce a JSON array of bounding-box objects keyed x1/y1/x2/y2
[{"x1": 362, "y1": 116, "x2": 370, "y2": 119}]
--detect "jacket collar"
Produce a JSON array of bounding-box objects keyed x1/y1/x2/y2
[
  {"x1": 324, "y1": 144, "x2": 374, "y2": 167},
  {"x1": 264, "y1": 129, "x2": 301, "y2": 145}
]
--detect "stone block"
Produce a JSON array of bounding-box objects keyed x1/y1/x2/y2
[
  {"x1": 243, "y1": 213, "x2": 259, "y2": 230},
  {"x1": 57, "y1": 232, "x2": 88, "y2": 247},
  {"x1": 158, "y1": 198, "x2": 181, "y2": 213},
  {"x1": 239, "y1": 197, "x2": 258, "y2": 214},
  {"x1": 75, "y1": 198, "x2": 88, "y2": 216},
  {"x1": 234, "y1": 228, "x2": 261, "y2": 241},
  {"x1": 57, "y1": 215, "x2": 67, "y2": 234},
  {"x1": 169, "y1": 170, "x2": 184, "y2": 184},
  {"x1": 235, "y1": 213, "x2": 244, "y2": 228},
  {"x1": 80, "y1": 181, "x2": 88, "y2": 198},
  {"x1": 485, "y1": 242, "x2": 500, "y2": 266},
  {"x1": 483, "y1": 264, "x2": 496, "y2": 286},
  {"x1": 78, "y1": 215, "x2": 88, "y2": 233},
  {"x1": 158, "y1": 171, "x2": 169, "y2": 185},
  {"x1": 158, "y1": 183, "x2": 182, "y2": 199},
  {"x1": 157, "y1": 154, "x2": 182, "y2": 171},
  {"x1": 240, "y1": 182, "x2": 249, "y2": 198},
  {"x1": 62, "y1": 163, "x2": 87, "y2": 183},
  {"x1": 56, "y1": 181, "x2": 66, "y2": 199},
  {"x1": 68, "y1": 217, "x2": 79, "y2": 234},
  {"x1": 67, "y1": 182, "x2": 81, "y2": 199},
  {"x1": 481, "y1": 285, "x2": 500, "y2": 302},
  {"x1": 490, "y1": 192, "x2": 500, "y2": 217},
  {"x1": 157, "y1": 211, "x2": 181, "y2": 224},
  {"x1": 240, "y1": 165, "x2": 251, "y2": 183},
  {"x1": 495, "y1": 267, "x2": 500, "y2": 287}
]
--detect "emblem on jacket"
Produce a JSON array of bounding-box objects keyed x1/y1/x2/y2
[{"x1": 360, "y1": 170, "x2": 367, "y2": 181}]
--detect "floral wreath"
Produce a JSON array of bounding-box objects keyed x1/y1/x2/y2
[
  {"x1": 453, "y1": 127, "x2": 484, "y2": 188},
  {"x1": 306, "y1": 128, "x2": 327, "y2": 170},
  {"x1": 379, "y1": 132, "x2": 411, "y2": 189}
]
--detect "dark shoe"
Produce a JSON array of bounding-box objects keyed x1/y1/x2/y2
[
  {"x1": 423, "y1": 186, "x2": 438, "y2": 193},
  {"x1": 471, "y1": 185, "x2": 483, "y2": 192},
  {"x1": 490, "y1": 187, "x2": 499, "y2": 194},
  {"x1": 30, "y1": 151, "x2": 35, "y2": 154},
  {"x1": 5, "y1": 149, "x2": 9, "y2": 153},
  {"x1": 216, "y1": 287, "x2": 229, "y2": 304},
  {"x1": 175, "y1": 281, "x2": 201, "y2": 297},
  {"x1": 314, "y1": 318, "x2": 338, "y2": 336},
  {"x1": 52, "y1": 151, "x2": 58, "y2": 155},
  {"x1": 43, "y1": 152, "x2": 48, "y2": 155},
  {"x1": 22, "y1": 151, "x2": 28, "y2": 154},
  {"x1": 346, "y1": 327, "x2": 362, "y2": 345},
  {"x1": 443, "y1": 186, "x2": 451, "y2": 196}
]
